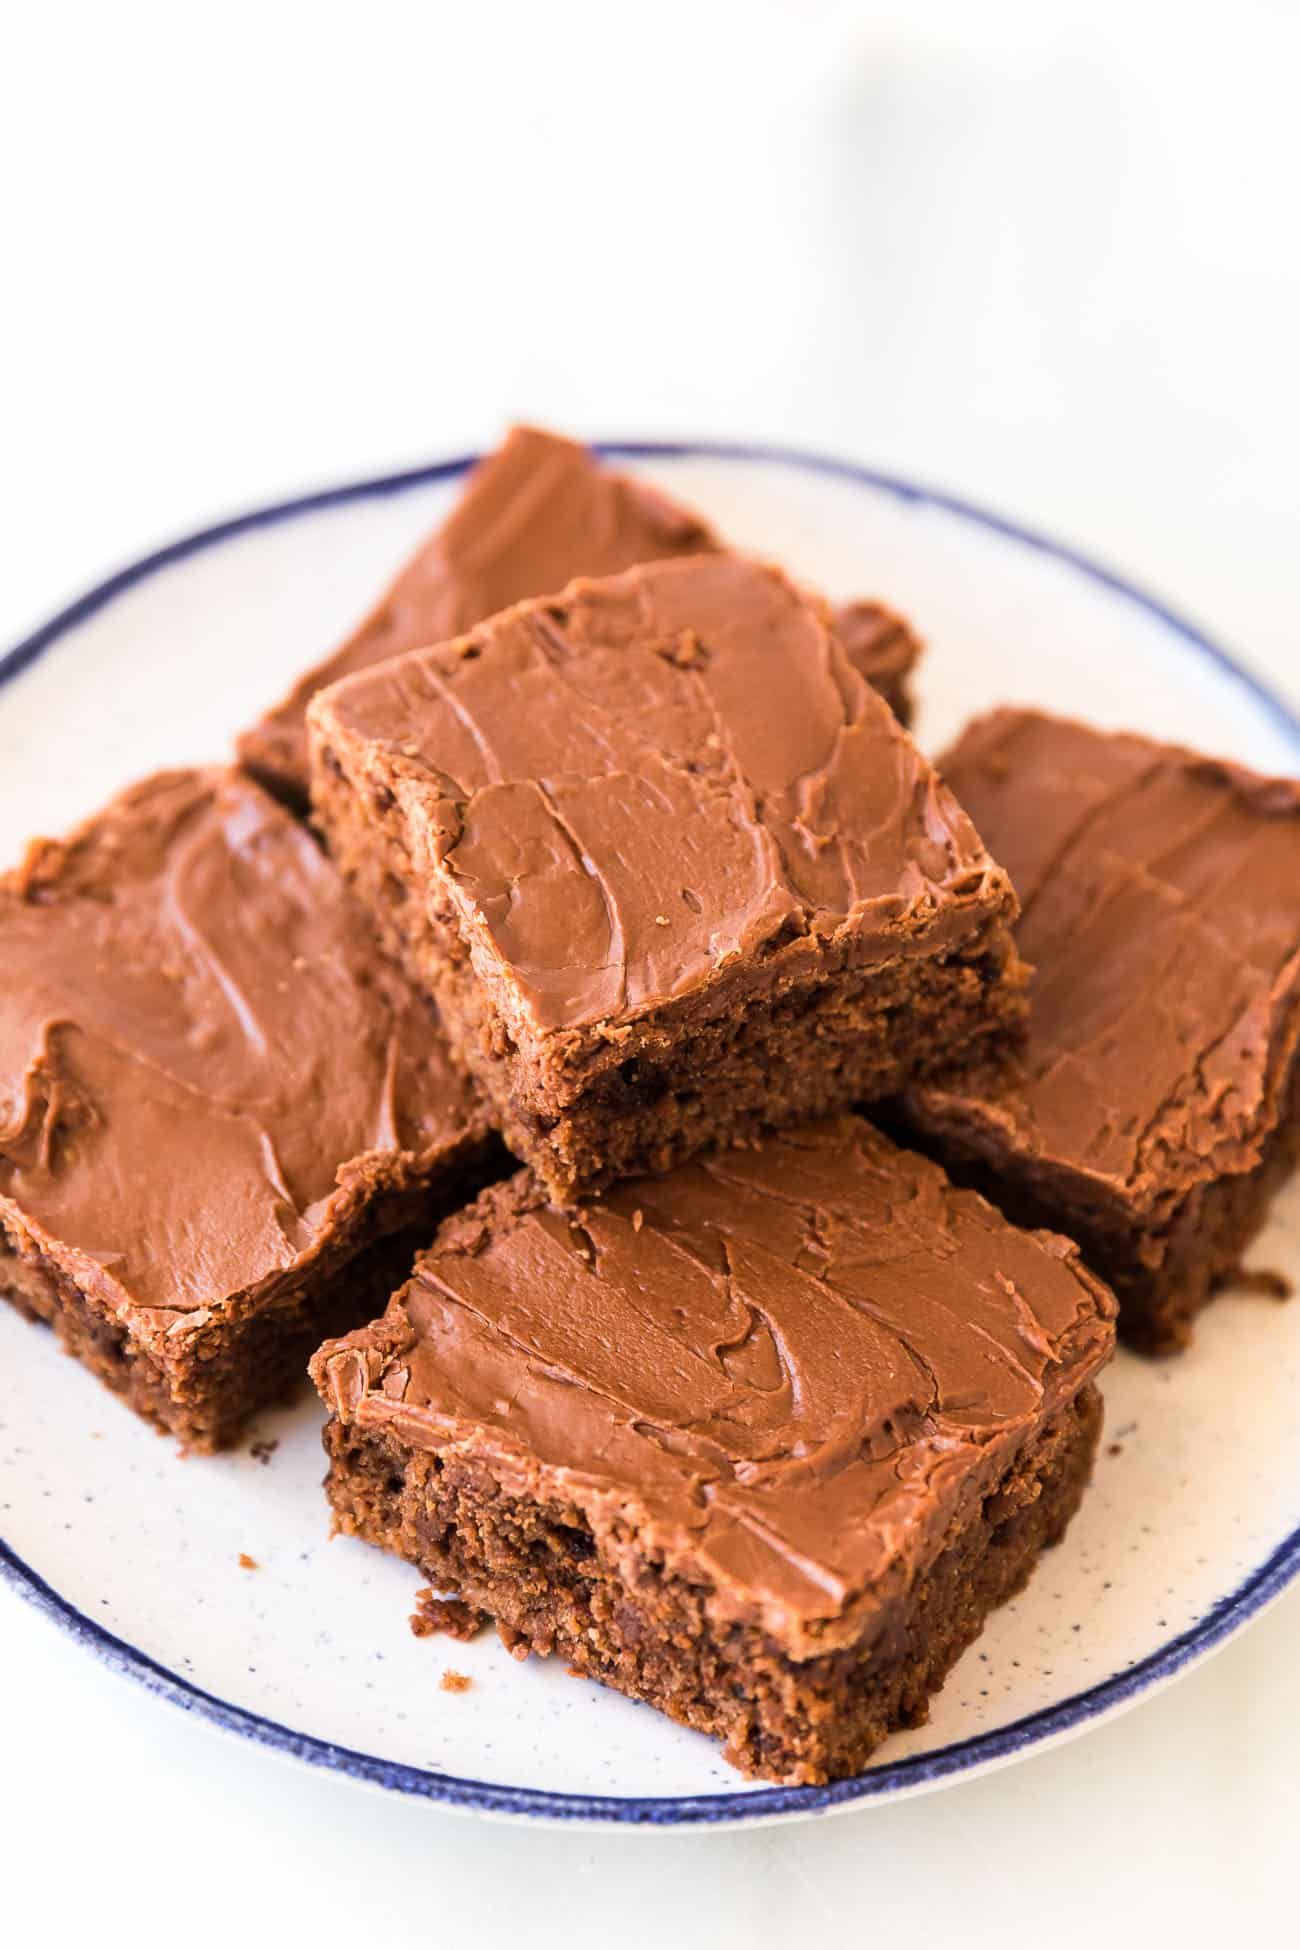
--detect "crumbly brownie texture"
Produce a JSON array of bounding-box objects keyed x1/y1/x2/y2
[
  {"x1": 0, "y1": 1218, "x2": 439, "y2": 1449},
  {"x1": 238, "y1": 427, "x2": 721, "y2": 810},
  {"x1": 0, "y1": 769, "x2": 495, "y2": 1449},
  {"x1": 309, "y1": 554, "x2": 1026, "y2": 1200},
  {"x1": 831, "y1": 599, "x2": 922, "y2": 726},
  {"x1": 898, "y1": 708, "x2": 1300, "y2": 1352},
  {"x1": 311, "y1": 1119, "x2": 1115, "y2": 1783}
]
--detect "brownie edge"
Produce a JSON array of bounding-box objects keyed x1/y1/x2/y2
[{"x1": 898, "y1": 707, "x2": 1300, "y2": 1350}]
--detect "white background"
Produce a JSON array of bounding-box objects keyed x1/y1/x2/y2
[{"x1": 3, "y1": 1, "x2": 1298, "y2": 1941}]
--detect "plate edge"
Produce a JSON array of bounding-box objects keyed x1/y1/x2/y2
[{"x1": 3, "y1": 435, "x2": 1300, "y2": 1825}]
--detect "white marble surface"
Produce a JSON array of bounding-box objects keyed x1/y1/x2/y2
[{"x1": 3, "y1": 0, "x2": 1299, "y2": 1939}]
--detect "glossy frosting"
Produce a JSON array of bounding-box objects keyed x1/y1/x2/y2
[
  {"x1": 0, "y1": 770, "x2": 483, "y2": 1344},
  {"x1": 239, "y1": 426, "x2": 719, "y2": 801},
  {"x1": 910, "y1": 708, "x2": 1300, "y2": 1215},
  {"x1": 314, "y1": 1118, "x2": 1114, "y2": 1653},
  {"x1": 310, "y1": 554, "x2": 1013, "y2": 1038}
]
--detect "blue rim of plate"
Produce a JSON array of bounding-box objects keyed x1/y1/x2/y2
[{"x1": 2, "y1": 438, "x2": 1300, "y2": 1826}]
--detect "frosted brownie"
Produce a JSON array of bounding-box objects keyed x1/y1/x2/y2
[
  {"x1": 311, "y1": 1117, "x2": 1115, "y2": 1785},
  {"x1": 0, "y1": 769, "x2": 494, "y2": 1449},
  {"x1": 238, "y1": 427, "x2": 719, "y2": 809},
  {"x1": 308, "y1": 553, "x2": 1026, "y2": 1200},
  {"x1": 238, "y1": 426, "x2": 921, "y2": 808},
  {"x1": 898, "y1": 708, "x2": 1300, "y2": 1351}
]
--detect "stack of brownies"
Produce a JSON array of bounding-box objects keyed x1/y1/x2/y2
[{"x1": 4, "y1": 426, "x2": 1299, "y2": 1785}]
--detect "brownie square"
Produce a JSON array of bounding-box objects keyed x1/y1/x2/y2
[
  {"x1": 237, "y1": 426, "x2": 721, "y2": 810},
  {"x1": 897, "y1": 708, "x2": 1300, "y2": 1351},
  {"x1": 307, "y1": 553, "x2": 1026, "y2": 1200},
  {"x1": 0, "y1": 769, "x2": 495, "y2": 1449},
  {"x1": 311, "y1": 1117, "x2": 1114, "y2": 1784},
  {"x1": 238, "y1": 426, "x2": 922, "y2": 811}
]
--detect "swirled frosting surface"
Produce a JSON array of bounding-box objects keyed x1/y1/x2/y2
[
  {"x1": 0, "y1": 770, "x2": 483, "y2": 1339},
  {"x1": 908, "y1": 708, "x2": 1300, "y2": 1212},
  {"x1": 239, "y1": 426, "x2": 718, "y2": 800},
  {"x1": 314, "y1": 1118, "x2": 1114, "y2": 1651},
  {"x1": 311, "y1": 554, "x2": 1013, "y2": 1037}
]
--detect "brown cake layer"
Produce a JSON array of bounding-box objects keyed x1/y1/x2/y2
[
  {"x1": 0, "y1": 768, "x2": 497, "y2": 1448},
  {"x1": 238, "y1": 426, "x2": 920, "y2": 808},
  {"x1": 1, "y1": 1219, "x2": 439, "y2": 1451},
  {"x1": 324, "y1": 1383, "x2": 1100, "y2": 1784},
  {"x1": 308, "y1": 554, "x2": 1025, "y2": 1199},
  {"x1": 897, "y1": 708, "x2": 1300, "y2": 1351},
  {"x1": 311, "y1": 1120, "x2": 1115, "y2": 1783}
]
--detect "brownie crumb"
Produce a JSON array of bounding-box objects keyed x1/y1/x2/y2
[
  {"x1": 440, "y1": 1669, "x2": 473, "y2": 1694},
  {"x1": 1236, "y1": 1267, "x2": 1293, "y2": 1300},
  {"x1": 410, "y1": 1589, "x2": 488, "y2": 1642},
  {"x1": 250, "y1": 1438, "x2": 280, "y2": 1465},
  {"x1": 497, "y1": 1622, "x2": 531, "y2": 1661},
  {"x1": 237, "y1": 1553, "x2": 259, "y2": 1571}
]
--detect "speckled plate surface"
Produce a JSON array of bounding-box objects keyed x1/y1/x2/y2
[{"x1": 2, "y1": 442, "x2": 1299, "y2": 1827}]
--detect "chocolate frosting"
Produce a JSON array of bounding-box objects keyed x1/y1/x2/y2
[
  {"x1": 310, "y1": 554, "x2": 1013, "y2": 1040},
  {"x1": 0, "y1": 770, "x2": 484, "y2": 1349},
  {"x1": 314, "y1": 1118, "x2": 1114, "y2": 1655},
  {"x1": 830, "y1": 599, "x2": 922, "y2": 708},
  {"x1": 238, "y1": 426, "x2": 720, "y2": 803},
  {"x1": 910, "y1": 708, "x2": 1300, "y2": 1219}
]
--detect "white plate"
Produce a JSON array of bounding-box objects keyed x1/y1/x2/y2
[{"x1": 2, "y1": 442, "x2": 1298, "y2": 1829}]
